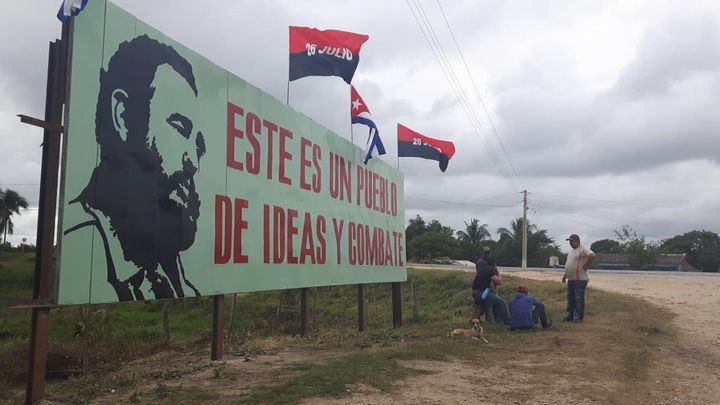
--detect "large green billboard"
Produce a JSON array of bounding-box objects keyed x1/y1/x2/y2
[{"x1": 56, "y1": 0, "x2": 406, "y2": 305}]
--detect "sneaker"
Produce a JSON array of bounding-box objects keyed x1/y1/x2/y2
[{"x1": 542, "y1": 320, "x2": 553, "y2": 329}]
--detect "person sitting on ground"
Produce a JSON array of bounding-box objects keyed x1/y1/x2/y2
[
  {"x1": 472, "y1": 256, "x2": 510, "y2": 325},
  {"x1": 509, "y1": 284, "x2": 552, "y2": 330}
]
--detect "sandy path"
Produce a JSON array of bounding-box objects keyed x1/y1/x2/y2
[{"x1": 513, "y1": 269, "x2": 720, "y2": 355}]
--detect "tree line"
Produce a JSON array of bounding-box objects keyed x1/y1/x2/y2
[
  {"x1": 590, "y1": 225, "x2": 720, "y2": 272},
  {"x1": 405, "y1": 215, "x2": 563, "y2": 268},
  {"x1": 407, "y1": 216, "x2": 720, "y2": 272}
]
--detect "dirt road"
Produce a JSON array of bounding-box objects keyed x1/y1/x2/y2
[{"x1": 514, "y1": 269, "x2": 720, "y2": 355}]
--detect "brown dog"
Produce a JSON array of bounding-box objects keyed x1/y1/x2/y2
[{"x1": 448, "y1": 319, "x2": 488, "y2": 342}]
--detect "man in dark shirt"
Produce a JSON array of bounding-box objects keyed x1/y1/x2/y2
[
  {"x1": 472, "y1": 255, "x2": 509, "y2": 325},
  {"x1": 509, "y1": 284, "x2": 552, "y2": 330}
]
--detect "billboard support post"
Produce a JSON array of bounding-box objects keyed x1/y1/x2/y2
[
  {"x1": 357, "y1": 284, "x2": 366, "y2": 331},
  {"x1": 23, "y1": 21, "x2": 69, "y2": 405},
  {"x1": 211, "y1": 295, "x2": 225, "y2": 360},
  {"x1": 300, "y1": 288, "x2": 310, "y2": 336},
  {"x1": 392, "y1": 282, "x2": 402, "y2": 328}
]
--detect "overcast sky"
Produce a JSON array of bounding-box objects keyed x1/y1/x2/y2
[{"x1": 1, "y1": 0, "x2": 719, "y2": 253}]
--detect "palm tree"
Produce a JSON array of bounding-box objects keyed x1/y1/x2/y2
[
  {"x1": 0, "y1": 188, "x2": 29, "y2": 247},
  {"x1": 456, "y1": 218, "x2": 490, "y2": 245},
  {"x1": 496, "y1": 217, "x2": 560, "y2": 267},
  {"x1": 456, "y1": 218, "x2": 490, "y2": 261},
  {"x1": 496, "y1": 217, "x2": 536, "y2": 242}
]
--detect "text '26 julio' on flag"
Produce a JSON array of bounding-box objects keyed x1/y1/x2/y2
[
  {"x1": 397, "y1": 124, "x2": 456, "y2": 172},
  {"x1": 289, "y1": 26, "x2": 369, "y2": 84}
]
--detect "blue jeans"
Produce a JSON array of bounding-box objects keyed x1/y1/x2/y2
[
  {"x1": 565, "y1": 280, "x2": 588, "y2": 321},
  {"x1": 475, "y1": 291, "x2": 510, "y2": 325}
]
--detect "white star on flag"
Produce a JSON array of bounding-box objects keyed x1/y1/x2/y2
[
  {"x1": 351, "y1": 98, "x2": 363, "y2": 111},
  {"x1": 350, "y1": 85, "x2": 385, "y2": 164}
]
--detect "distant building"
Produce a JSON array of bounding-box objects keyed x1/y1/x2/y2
[{"x1": 594, "y1": 253, "x2": 699, "y2": 272}]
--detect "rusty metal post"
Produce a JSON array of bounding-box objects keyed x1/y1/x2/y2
[
  {"x1": 211, "y1": 295, "x2": 225, "y2": 360},
  {"x1": 25, "y1": 21, "x2": 69, "y2": 405},
  {"x1": 392, "y1": 282, "x2": 402, "y2": 328},
  {"x1": 357, "y1": 284, "x2": 366, "y2": 331},
  {"x1": 300, "y1": 288, "x2": 310, "y2": 336}
]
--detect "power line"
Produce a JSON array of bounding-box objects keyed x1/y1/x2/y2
[
  {"x1": 406, "y1": 195, "x2": 517, "y2": 208},
  {"x1": 533, "y1": 192, "x2": 720, "y2": 213},
  {"x1": 531, "y1": 198, "x2": 665, "y2": 225},
  {"x1": 435, "y1": 0, "x2": 523, "y2": 190},
  {"x1": 405, "y1": 0, "x2": 520, "y2": 188},
  {"x1": 413, "y1": 0, "x2": 515, "y2": 185},
  {"x1": 533, "y1": 206, "x2": 617, "y2": 234}
]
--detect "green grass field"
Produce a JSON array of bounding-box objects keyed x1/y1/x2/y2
[{"x1": 0, "y1": 252, "x2": 674, "y2": 404}]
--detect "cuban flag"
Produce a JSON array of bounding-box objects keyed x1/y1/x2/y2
[
  {"x1": 351, "y1": 86, "x2": 386, "y2": 164},
  {"x1": 397, "y1": 123, "x2": 455, "y2": 172},
  {"x1": 289, "y1": 27, "x2": 369, "y2": 84},
  {"x1": 57, "y1": 0, "x2": 89, "y2": 22}
]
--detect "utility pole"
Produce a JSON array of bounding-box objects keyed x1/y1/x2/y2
[{"x1": 522, "y1": 190, "x2": 528, "y2": 268}]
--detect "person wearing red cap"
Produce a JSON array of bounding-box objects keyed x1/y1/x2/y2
[
  {"x1": 508, "y1": 284, "x2": 552, "y2": 330},
  {"x1": 562, "y1": 234, "x2": 596, "y2": 322}
]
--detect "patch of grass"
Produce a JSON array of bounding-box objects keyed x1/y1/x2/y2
[
  {"x1": 244, "y1": 351, "x2": 425, "y2": 404},
  {"x1": 151, "y1": 369, "x2": 185, "y2": 380},
  {"x1": 0, "y1": 252, "x2": 34, "y2": 298},
  {"x1": 142, "y1": 382, "x2": 221, "y2": 403}
]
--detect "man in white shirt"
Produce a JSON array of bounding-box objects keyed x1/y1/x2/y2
[{"x1": 562, "y1": 234, "x2": 596, "y2": 322}]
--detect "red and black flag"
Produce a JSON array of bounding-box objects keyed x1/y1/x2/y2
[
  {"x1": 289, "y1": 26, "x2": 369, "y2": 84},
  {"x1": 397, "y1": 123, "x2": 456, "y2": 172}
]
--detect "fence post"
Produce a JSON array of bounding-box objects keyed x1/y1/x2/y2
[
  {"x1": 300, "y1": 288, "x2": 310, "y2": 336},
  {"x1": 392, "y1": 282, "x2": 402, "y2": 328},
  {"x1": 357, "y1": 284, "x2": 366, "y2": 331},
  {"x1": 211, "y1": 295, "x2": 225, "y2": 360}
]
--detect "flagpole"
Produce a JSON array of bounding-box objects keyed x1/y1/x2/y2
[
  {"x1": 286, "y1": 80, "x2": 290, "y2": 105},
  {"x1": 349, "y1": 85, "x2": 354, "y2": 144},
  {"x1": 396, "y1": 123, "x2": 400, "y2": 170}
]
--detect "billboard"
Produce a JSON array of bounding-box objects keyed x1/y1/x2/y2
[{"x1": 56, "y1": 0, "x2": 405, "y2": 305}]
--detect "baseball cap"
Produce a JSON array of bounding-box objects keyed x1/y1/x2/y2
[
  {"x1": 482, "y1": 246, "x2": 492, "y2": 253},
  {"x1": 566, "y1": 234, "x2": 580, "y2": 241},
  {"x1": 517, "y1": 284, "x2": 529, "y2": 294}
]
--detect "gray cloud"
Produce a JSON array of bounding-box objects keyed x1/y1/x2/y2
[
  {"x1": 2, "y1": 0, "x2": 720, "y2": 252},
  {"x1": 615, "y1": 16, "x2": 720, "y2": 99}
]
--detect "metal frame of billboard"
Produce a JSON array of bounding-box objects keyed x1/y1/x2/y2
[{"x1": 14, "y1": 2, "x2": 407, "y2": 403}]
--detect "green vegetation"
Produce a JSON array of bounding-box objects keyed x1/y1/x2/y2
[
  {"x1": 245, "y1": 352, "x2": 423, "y2": 404},
  {"x1": 613, "y1": 225, "x2": 662, "y2": 270},
  {"x1": 405, "y1": 215, "x2": 562, "y2": 266},
  {"x1": 0, "y1": 252, "x2": 676, "y2": 404},
  {"x1": 590, "y1": 238, "x2": 622, "y2": 253},
  {"x1": 661, "y1": 229, "x2": 720, "y2": 272},
  {"x1": 0, "y1": 189, "x2": 29, "y2": 248},
  {"x1": 405, "y1": 215, "x2": 720, "y2": 271}
]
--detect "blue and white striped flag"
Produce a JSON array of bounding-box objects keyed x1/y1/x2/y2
[
  {"x1": 57, "y1": 0, "x2": 89, "y2": 22},
  {"x1": 350, "y1": 85, "x2": 386, "y2": 164}
]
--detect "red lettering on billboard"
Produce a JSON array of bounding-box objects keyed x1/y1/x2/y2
[{"x1": 214, "y1": 194, "x2": 232, "y2": 264}]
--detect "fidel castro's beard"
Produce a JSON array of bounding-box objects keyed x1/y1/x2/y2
[{"x1": 100, "y1": 142, "x2": 201, "y2": 273}]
